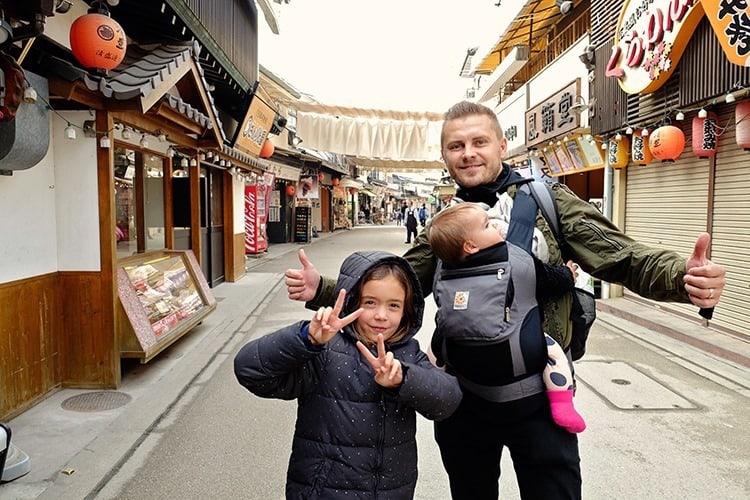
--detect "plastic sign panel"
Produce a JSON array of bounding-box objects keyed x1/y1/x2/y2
[
  {"x1": 606, "y1": 0, "x2": 705, "y2": 94},
  {"x1": 701, "y1": 0, "x2": 750, "y2": 67}
]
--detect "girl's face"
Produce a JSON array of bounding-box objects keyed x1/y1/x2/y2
[{"x1": 355, "y1": 275, "x2": 406, "y2": 344}]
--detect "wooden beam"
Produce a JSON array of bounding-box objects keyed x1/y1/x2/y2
[{"x1": 48, "y1": 78, "x2": 106, "y2": 109}]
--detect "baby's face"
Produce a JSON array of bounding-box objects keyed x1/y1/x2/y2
[{"x1": 465, "y1": 207, "x2": 505, "y2": 251}]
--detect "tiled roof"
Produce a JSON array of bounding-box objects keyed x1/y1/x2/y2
[{"x1": 48, "y1": 41, "x2": 224, "y2": 140}]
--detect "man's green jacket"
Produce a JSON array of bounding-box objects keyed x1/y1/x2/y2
[{"x1": 308, "y1": 179, "x2": 690, "y2": 349}]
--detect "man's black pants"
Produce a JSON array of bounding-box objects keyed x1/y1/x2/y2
[{"x1": 434, "y1": 392, "x2": 581, "y2": 499}]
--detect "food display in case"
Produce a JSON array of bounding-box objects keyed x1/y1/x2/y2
[{"x1": 117, "y1": 250, "x2": 216, "y2": 362}]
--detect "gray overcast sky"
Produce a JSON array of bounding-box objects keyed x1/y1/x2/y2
[{"x1": 258, "y1": 0, "x2": 514, "y2": 113}]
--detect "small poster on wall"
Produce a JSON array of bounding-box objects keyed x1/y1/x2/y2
[
  {"x1": 298, "y1": 175, "x2": 319, "y2": 199},
  {"x1": 542, "y1": 148, "x2": 563, "y2": 175},
  {"x1": 577, "y1": 136, "x2": 605, "y2": 168},
  {"x1": 563, "y1": 139, "x2": 587, "y2": 170},
  {"x1": 553, "y1": 144, "x2": 575, "y2": 172}
]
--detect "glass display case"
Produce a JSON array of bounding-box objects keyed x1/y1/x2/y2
[{"x1": 117, "y1": 250, "x2": 216, "y2": 362}]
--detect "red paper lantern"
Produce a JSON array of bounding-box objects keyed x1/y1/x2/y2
[
  {"x1": 318, "y1": 172, "x2": 324, "y2": 181},
  {"x1": 259, "y1": 139, "x2": 275, "y2": 158},
  {"x1": 735, "y1": 100, "x2": 750, "y2": 151},
  {"x1": 649, "y1": 125, "x2": 685, "y2": 162},
  {"x1": 70, "y1": 13, "x2": 127, "y2": 71},
  {"x1": 692, "y1": 112, "x2": 719, "y2": 158},
  {"x1": 332, "y1": 177, "x2": 340, "y2": 186},
  {"x1": 631, "y1": 132, "x2": 652, "y2": 165},
  {"x1": 285, "y1": 184, "x2": 296, "y2": 196},
  {"x1": 349, "y1": 187, "x2": 357, "y2": 195},
  {"x1": 608, "y1": 136, "x2": 630, "y2": 168}
]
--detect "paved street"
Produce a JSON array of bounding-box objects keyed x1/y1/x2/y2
[{"x1": 4, "y1": 223, "x2": 750, "y2": 499}]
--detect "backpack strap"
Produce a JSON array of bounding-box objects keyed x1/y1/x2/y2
[
  {"x1": 505, "y1": 183, "x2": 538, "y2": 254},
  {"x1": 525, "y1": 181, "x2": 563, "y2": 247}
]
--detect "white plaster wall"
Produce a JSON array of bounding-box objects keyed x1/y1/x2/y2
[
  {"x1": 233, "y1": 175, "x2": 245, "y2": 231},
  {"x1": 0, "y1": 115, "x2": 58, "y2": 282},
  {"x1": 527, "y1": 36, "x2": 592, "y2": 128},
  {"x1": 495, "y1": 88, "x2": 528, "y2": 153},
  {"x1": 53, "y1": 112, "x2": 101, "y2": 271}
]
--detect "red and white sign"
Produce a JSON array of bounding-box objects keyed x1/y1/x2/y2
[{"x1": 606, "y1": 0, "x2": 704, "y2": 94}]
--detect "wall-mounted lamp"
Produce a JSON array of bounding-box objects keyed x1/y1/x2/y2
[
  {"x1": 121, "y1": 126, "x2": 132, "y2": 140},
  {"x1": 140, "y1": 134, "x2": 149, "y2": 148},
  {"x1": 99, "y1": 133, "x2": 111, "y2": 148},
  {"x1": 578, "y1": 45, "x2": 595, "y2": 71},
  {"x1": 570, "y1": 95, "x2": 596, "y2": 115},
  {"x1": 675, "y1": 111, "x2": 685, "y2": 121},
  {"x1": 556, "y1": 0, "x2": 574, "y2": 15},
  {"x1": 698, "y1": 108, "x2": 708, "y2": 118}
]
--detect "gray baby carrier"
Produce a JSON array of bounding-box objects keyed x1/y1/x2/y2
[{"x1": 432, "y1": 184, "x2": 545, "y2": 402}]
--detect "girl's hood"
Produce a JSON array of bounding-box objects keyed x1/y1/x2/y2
[{"x1": 334, "y1": 250, "x2": 424, "y2": 342}]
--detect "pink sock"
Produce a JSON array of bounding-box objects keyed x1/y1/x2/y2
[{"x1": 547, "y1": 389, "x2": 586, "y2": 433}]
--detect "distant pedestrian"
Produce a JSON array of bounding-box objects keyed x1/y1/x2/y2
[
  {"x1": 404, "y1": 202, "x2": 418, "y2": 244},
  {"x1": 418, "y1": 203, "x2": 428, "y2": 227},
  {"x1": 234, "y1": 251, "x2": 461, "y2": 499}
]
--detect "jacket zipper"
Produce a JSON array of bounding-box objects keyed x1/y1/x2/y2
[
  {"x1": 440, "y1": 266, "x2": 505, "y2": 280},
  {"x1": 580, "y1": 218, "x2": 625, "y2": 251},
  {"x1": 374, "y1": 394, "x2": 386, "y2": 497}
]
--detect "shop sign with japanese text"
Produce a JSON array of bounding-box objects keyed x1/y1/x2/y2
[
  {"x1": 607, "y1": 0, "x2": 749, "y2": 95},
  {"x1": 525, "y1": 80, "x2": 581, "y2": 148},
  {"x1": 234, "y1": 93, "x2": 275, "y2": 157}
]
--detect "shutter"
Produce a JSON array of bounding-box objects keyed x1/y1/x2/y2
[
  {"x1": 704, "y1": 106, "x2": 749, "y2": 337},
  {"x1": 622, "y1": 107, "x2": 747, "y2": 338},
  {"x1": 623, "y1": 125, "x2": 710, "y2": 320}
]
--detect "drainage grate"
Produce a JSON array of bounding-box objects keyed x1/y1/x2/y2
[{"x1": 61, "y1": 391, "x2": 132, "y2": 412}]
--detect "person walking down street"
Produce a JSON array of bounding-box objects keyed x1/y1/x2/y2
[
  {"x1": 284, "y1": 101, "x2": 726, "y2": 500},
  {"x1": 235, "y1": 251, "x2": 462, "y2": 499},
  {"x1": 418, "y1": 203, "x2": 428, "y2": 227},
  {"x1": 404, "y1": 202, "x2": 419, "y2": 244},
  {"x1": 428, "y1": 202, "x2": 586, "y2": 434}
]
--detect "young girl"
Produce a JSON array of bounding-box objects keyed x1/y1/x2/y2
[{"x1": 234, "y1": 251, "x2": 462, "y2": 499}]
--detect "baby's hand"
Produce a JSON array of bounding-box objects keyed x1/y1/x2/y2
[
  {"x1": 566, "y1": 260, "x2": 580, "y2": 281},
  {"x1": 357, "y1": 334, "x2": 403, "y2": 388}
]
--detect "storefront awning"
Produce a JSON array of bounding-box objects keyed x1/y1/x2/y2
[{"x1": 360, "y1": 189, "x2": 377, "y2": 197}]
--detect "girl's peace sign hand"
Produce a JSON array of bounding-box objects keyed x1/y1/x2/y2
[
  {"x1": 308, "y1": 289, "x2": 363, "y2": 346},
  {"x1": 357, "y1": 334, "x2": 403, "y2": 388}
]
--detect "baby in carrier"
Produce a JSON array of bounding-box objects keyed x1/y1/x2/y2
[{"x1": 429, "y1": 202, "x2": 585, "y2": 433}]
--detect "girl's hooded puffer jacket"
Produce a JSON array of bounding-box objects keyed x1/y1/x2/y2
[{"x1": 234, "y1": 250, "x2": 462, "y2": 499}]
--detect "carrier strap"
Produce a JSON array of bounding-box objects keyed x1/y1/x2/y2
[{"x1": 456, "y1": 373, "x2": 545, "y2": 403}]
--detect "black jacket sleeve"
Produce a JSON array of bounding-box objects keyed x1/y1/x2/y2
[{"x1": 534, "y1": 257, "x2": 574, "y2": 303}]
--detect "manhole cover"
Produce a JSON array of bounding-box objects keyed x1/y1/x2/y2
[{"x1": 61, "y1": 391, "x2": 132, "y2": 412}]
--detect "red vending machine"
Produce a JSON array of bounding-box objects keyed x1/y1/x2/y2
[{"x1": 244, "y1": 173, "x2": 275, "y2": 254}]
